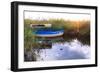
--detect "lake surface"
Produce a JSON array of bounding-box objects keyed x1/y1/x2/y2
[{"x1": 24, "y1": 37, "x2": 90, "y2": 61}]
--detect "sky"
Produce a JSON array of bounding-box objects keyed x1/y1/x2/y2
[{"x1": 24, "y1": 11, "x2": 90, "y2": 21}]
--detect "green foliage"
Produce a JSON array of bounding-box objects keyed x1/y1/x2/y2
[{"x1": 24, "y1": 26, "x2": 33, "y2": 51}]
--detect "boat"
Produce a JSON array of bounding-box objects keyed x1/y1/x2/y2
[
  {"x1": 33, "y1": 29, "x2": 64, "y2": 37},
  {"x1": 31, "y1": 24, "x2": 64, "y2": 37}
]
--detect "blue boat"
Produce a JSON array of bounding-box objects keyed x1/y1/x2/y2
[
  {"x1": 31, "y1": 24, "x2": 64, "y2": 37},
  {"x1": 33, "y1": 29, "x2": 64, "y2": 37}
]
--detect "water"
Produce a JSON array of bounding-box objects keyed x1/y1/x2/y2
[
  {"x1": 37, "y1": 39, "x2": 90, "y2": 61},
  {"x1": 26, "y1": 38, "x2": 90, "y2": 61}
]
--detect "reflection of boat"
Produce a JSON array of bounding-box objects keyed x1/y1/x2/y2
[
  {"x1": 36, "y1": 37, "x2": 64, "y2": 43},
  {"x1": 35, "y1": 29, "x2": 64, "y2": 37}
]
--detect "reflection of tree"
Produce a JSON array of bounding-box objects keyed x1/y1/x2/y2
[
  {"x1": 63, "y1": 33, "x2": 90, "y2": 45},
  {"x1": 78, "y1": 34, "x2": 90, "y2": 45}
]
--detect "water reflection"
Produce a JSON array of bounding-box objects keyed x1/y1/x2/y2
[{"x1": 24, "y1": 36, "x2": 90, "y2": 61}]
